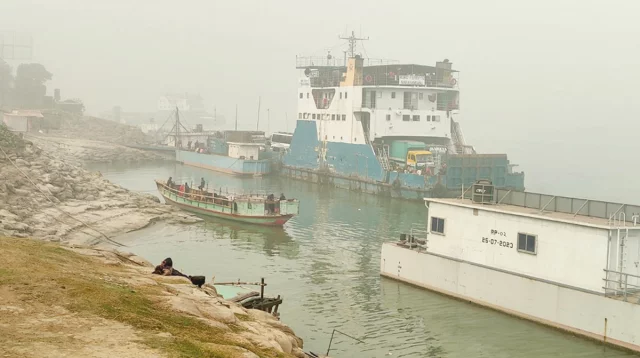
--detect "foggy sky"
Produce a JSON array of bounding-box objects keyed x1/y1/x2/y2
[{"x1": 2, "y1": 0, "x2": 639, "y2": 202}]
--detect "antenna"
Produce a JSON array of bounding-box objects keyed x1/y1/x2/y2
[
  {"x1": 256, "y1": 96, "x2": 261, "y2": 131},
  {"x1": 339, "y1": 30, "x2": 368, "y2": 58}
]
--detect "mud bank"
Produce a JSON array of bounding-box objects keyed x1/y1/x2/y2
[
  {"x1": 0, "y1": 124, "x2": 196, "y2": 246},
  {"x1": 0, "y1": 237, "x2": 307, "y2": 358}
]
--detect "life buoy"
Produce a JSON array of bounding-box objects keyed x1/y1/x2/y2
[
  {"x1": 450, "y1": 78, "x2": 457, "y2": 86},
  {"x1": 365, "y1": 75, "x2": 373, "y2": 83}
]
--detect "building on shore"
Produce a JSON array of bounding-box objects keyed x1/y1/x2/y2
[
  {"x1": 381, "y1": 185, "x2": 640, "y2": 352},
  {"x1": 2, "y1": 109, "x2": 44, "y2": 132}
]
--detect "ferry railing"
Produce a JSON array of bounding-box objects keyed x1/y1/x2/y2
[
  {"x1": 157, "y1": 181, "x2": 298, "y2": 205},
  {"x1": 602, "y1": 269, "x2": 640, "y2": 303}
]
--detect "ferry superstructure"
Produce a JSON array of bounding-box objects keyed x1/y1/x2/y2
[
  {"x1": 381, "y1": 183, "x2": 640, "y2": 352},
  {"x1": 282, "y1": 33, "x2": 524, "y2": 199}
]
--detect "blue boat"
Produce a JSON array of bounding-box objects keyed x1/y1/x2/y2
[
  {"x1": 282, "y1": 32, "x2": 525, "y2": 200},
  {"x1": 176, "y1": 144, "x2": 271, "y2": 176},
  {"x1": 165, "y1": 108, "x2": 273, "y2": 176}
]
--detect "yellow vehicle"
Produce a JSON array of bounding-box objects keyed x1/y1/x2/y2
[{"x1": 406, "y1": 150, "x2": 434, "y2": 169}]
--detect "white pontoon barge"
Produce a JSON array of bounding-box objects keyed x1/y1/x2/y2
[{"x1": 381, "y1": 181, "x2": 640, "y2": 352}]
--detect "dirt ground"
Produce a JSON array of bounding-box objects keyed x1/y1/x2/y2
[{"x1": 0, "y1": 237, "x2": 305, "y2": 358}]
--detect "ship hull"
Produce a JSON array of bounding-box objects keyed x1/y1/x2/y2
[
  {"x1": 281, "y1": 120, "x2": 524, "y2": 200},
  {"x1": 176, "y1": 150, "x2": 271, "y2": 176}
]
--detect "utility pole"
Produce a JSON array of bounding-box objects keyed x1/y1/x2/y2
[
  {"x1": 339, "y1": 30, "x2": 368, "y2": 58},
  {"x1": 175, "y1": 106, "x2": 180, "y2": 149},
  {"x1": 256, "y1": 97, "x2": 261, "y2": 131}
]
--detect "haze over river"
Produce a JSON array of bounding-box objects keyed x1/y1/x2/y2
[{"x1": 89, "y1": 161, "x2": 636, "y2": 358}]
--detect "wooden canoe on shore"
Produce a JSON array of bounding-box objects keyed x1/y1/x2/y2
[{"x1": 154, "y1": 180, "x2": 299, "y2": 227}]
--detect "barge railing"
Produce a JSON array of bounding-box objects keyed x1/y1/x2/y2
[{"x1": 603, "y1": 269, "x2": 640, "y2": 303}]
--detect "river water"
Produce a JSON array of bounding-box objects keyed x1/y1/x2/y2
[{"x1": 89, "y1": 161, "x2": 636, "y2": 358}]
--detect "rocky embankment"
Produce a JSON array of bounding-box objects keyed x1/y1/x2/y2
[
  {"x1": 29, "y1": 135, "x2": 171, "y2": 166},
  {"x1": 0, "y1": 237, "x2": 307, "y2": 357},
  {"x1": 30, "y1": 114, "x2": 172, "y2": 164},
  {"x1": 0, "y1": 124, "x2": 197, "y2": 245}
]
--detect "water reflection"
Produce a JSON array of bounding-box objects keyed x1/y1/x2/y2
[
  {"x1": 200, "y1": 218, "x2": 298, "y2": 258},
  {"x1": 89, "y1": 161, "x2": 637, "y2": 358}
]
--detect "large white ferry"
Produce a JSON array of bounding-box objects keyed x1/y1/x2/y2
[
  {"x1": 381, "y1": 182, "x2": 640, "y2": 352},
  {"x1": 282, "y1": 33, "x2": 525, "y2": 200}
]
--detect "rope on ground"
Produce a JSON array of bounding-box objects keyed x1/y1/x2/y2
[{"x1": 0, "y1": 143, "x2": 127, "y2": 247}]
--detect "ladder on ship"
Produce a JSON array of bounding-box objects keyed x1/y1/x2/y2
[{"x1": 374, "y1": 145, "x2": 391, "y2": 171}]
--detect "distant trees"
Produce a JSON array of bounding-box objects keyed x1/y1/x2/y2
[{"x1": 13, "y1": 63, "x2": 52, "y2": 108}]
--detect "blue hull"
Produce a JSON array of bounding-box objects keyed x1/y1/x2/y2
[
  {"x1": 176, "y1": 150, "x2": 271, "y2": 176},
  {"x1": 281, "y1": 120, "x2": 525, "y2": 200}
]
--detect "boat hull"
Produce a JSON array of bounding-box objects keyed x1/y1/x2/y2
[
  {"x1": 156, "y1": 182, "x2": 294, "y2": 227},
  {"x1": 176, "y1": 150, "x2": 271, "y2": 176}
]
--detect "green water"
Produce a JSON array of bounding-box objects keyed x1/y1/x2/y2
[{"x1": 89, "y1": 161, "x2": 637, "y2": 358}]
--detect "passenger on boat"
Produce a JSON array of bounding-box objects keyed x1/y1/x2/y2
[
  {"x1": 179, "y1": 183, "x2": 185, "y2": 197},
  {"x1": 198, "y1": 177, "x2": 205, "y2": 191},
  {"x1": 279, "y1": 193, "x2": 286, "y2": 201},
  {"x1": 267, "y1": 193, "x2": 275, "y2": 213},
  {"x1": 185, "y1": 183, "x2": 190, "y2": 194},
  {"x1": 167, "y1": 176, "x2": 174, "y2": 188}
]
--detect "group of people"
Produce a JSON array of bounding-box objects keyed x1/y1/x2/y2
[
  {"x1": 165, "y1": 177, "x2": 230, "y2": 205},
  {"x1": 186, "y1": 140, "x2": 206, "y2": 154},
  {"x1": 265, "y1": 193, "x2": 287, "y2": 214}
]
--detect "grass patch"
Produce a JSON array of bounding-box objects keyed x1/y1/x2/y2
[{"x1": 0, "y1": 237, "x2": 288, "y2": 358}]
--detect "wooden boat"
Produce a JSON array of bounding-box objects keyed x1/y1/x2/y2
[
  {"x1": 214, "y1": 278, "x2": 283, "y2": 318},
  {"x1": 155, "y1": 180, "x2": 299, "y2": 226}
]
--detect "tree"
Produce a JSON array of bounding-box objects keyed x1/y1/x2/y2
[
  {"x1": 0, "y1": 59, "x2": 13, "y2": 107},
  {"x1": 13, "y1": 63, "x2": 52, "y2": 108}
]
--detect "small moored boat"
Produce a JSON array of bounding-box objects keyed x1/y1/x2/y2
[{"x1": 155, "y1": 180, "x2": 299, "y2": 226}]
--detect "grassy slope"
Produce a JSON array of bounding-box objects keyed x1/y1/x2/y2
[{"x1": 0, "y1": 237, "x2": 287, "y2": 358}]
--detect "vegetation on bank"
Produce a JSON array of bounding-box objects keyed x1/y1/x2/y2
[{"x1": 0, "y1": 237, "x2": 291, "y2": 358}]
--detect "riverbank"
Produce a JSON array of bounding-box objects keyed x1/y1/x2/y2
[
  {"x1": 0, "y1": 123, "x2": 195, "y2": 246},
  {"x1": 0, "y1": 237, "x2": 307, "y2": 357}
]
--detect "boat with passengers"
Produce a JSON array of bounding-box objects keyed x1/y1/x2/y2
[{"x1": 155, "y1": 180, "x2": 299, "y2": 226}]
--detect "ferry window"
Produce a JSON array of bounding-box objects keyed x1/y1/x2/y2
[
  {"x1": 342, "y1": 114, "x2": 346, "y2": 121},
  {"x1": 517, "y1": 233, "x2": 537, "y2": 254},
  {"x1": 345, "y1": 92, "x2": 348, "y2": 99},
  {"x1": 426, "y1": 115, "x2": 431, "y2": 122},
  {"x1": 386, "y1": 114, "x2": 391, "y2": 121},
  {"x1": 431, "y1": 217, "x2": 445, "y2": 234},
  {"x1": 391, "y1": 92, "x2": 396, "y2": 99},
  {"x1": 331, "y1": 114, "x2": 335, "y2": 121},
  {"x1": 340, "y1": 92, "x2": 342, "y2": 99},
  {"x1": 433, "y1": 115, "x2": 440, "y2": 122},
  {"x1": 412, "y1": 115, "x2": 420, "y2": 121},
  {"x1": 299, "y1": 93, "x2": 303, "y2": 99},
  {"x1": 419, "y1": 93, "x2": 424, "y2": 100},
  {"x1": 402, "y1": 115, "x2": 410, "y2": 121}
]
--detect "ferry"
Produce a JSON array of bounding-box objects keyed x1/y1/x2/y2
[
  {"x1": 155, "y1": 180, "x2": 299, "y2": 226},
  {"x1": 163, "y1": 108, "x2": 274, "y2": 176},
  {"x1": 282, "y1": 32, "x2": 525, "y2": 200},
  {"x1": 380, "y1": 180, "x2": 640, "y2": 352}
]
